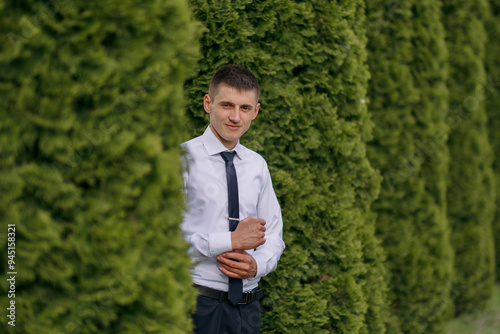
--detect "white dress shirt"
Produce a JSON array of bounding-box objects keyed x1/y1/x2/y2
[{"x1": 181, "y1": 126, "x2": 285, "y2": 292}]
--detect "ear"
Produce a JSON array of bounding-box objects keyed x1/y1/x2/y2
[
  {"x1": 252, "y1": 103, "x2": 260, "y2": 120},
  {"x1": 204, "y1": 94, "x2": 212, "y2": 114}
]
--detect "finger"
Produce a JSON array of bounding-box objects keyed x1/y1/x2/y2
[
  {"x1": 225, "y1": 251, "x2": 254, "y2": 262},
  {"x1": 233, "y1": 250, "x2": 250, "y2": 256},
  {"x1": 219, "y1": 266, "x2": 245, "y2": 279},
  {"x1": 217, "y1": 256, "x2": 242, "y2": 269},
  {"x1": 219, "y1": 262, "x2": 249, "y2": 275},
  {"x1": 219, "y1": 266, "x2": 241, "y2": 278},
  {"x1": 219, "y1": 253, "x2": 250, "y2": 265},
  {"x1": 221, "y1": 251, "x2": 248, "y2": 259}
]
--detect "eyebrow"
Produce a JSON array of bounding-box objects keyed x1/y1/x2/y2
[{"x1": 219, "y1": 101, "x2": 254, "y2": 109}]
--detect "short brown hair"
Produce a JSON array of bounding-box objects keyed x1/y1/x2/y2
[{"x1": 208, "y1": 64, "x2": 260, "y2": 101}]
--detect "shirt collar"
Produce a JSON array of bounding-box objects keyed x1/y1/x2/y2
[{"x1": 201, "y1": 125, "x2": 244, "y2": 160}]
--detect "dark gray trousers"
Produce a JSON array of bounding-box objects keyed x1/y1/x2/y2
[{"x1": 192, "y1": 295, "x2": 261, "y2": 334}]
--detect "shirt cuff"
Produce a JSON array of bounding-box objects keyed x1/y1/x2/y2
[
  {"x1": 208, "y1": 231, "x2": 233, "y2": 257},
  {"x1": 252, "y1": 253, "x2": 267, "y2": 279}
]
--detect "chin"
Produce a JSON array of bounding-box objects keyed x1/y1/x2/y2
[
  {"x1": 223, "y1": 136, "x2": 238, "y2": 143},
  {"x1": 223, "y1": 130, "x2": 240, "y2": 139}
]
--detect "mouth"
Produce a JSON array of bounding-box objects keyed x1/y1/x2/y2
[{"x1": 226, "y1": 124, "x2": 240, "y2": 130}]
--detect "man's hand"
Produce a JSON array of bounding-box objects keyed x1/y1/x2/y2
[
  {"x1": 231, "y1": 216, "x2": 266, "y2": 250},
  {"x1": 217, "y1": 250, "x2": 257, "y2": 279}
]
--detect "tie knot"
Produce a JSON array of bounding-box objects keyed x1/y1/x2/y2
[{"x1": 220, "y1": 151, "x2": 236, "y2": 163}]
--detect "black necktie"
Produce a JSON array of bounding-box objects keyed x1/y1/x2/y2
[{"x1": 220, "y1": 151, "x2": 243, "y2": 305}]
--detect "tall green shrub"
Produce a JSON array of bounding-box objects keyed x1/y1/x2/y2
[
  {"x1": 186, "y1": 1, "x2": 390, "y2": 332},
  {"x1": 0, "y1": 1, "x2": 199, "y2": 332},
  {"x1": 485, "y1": 0, "x2": 500, "y2": 282},
  {"x1": 442, "y1": 0, "x2": 496, "y2": 315},
  {"x1": 366, "y1": 1, "x2": 454, "y2": 332}
]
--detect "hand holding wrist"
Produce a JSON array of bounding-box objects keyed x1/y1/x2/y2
[
  {"x1": 230, "y1": 216, "x2": 266, "y2": 250},
  {"x1": 217, "y1": 250, "x2": 258, "y2": 279}
]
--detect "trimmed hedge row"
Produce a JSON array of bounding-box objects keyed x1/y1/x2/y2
[
  {"x1": 442, "y1": 0, "x2": 496, "y2": 315},
  {"x1": 185, "y1": 1, "x2": 390, "y2": 332},
  {"x1": 485, "y1": 0, "x2": 500, "y2": 282},
  {"x1": 443, "y1": 0, "x2": 495, "y2": 314},
  {"x1": 0, "y1": 1, "x2": 199, "y2": 333},
  {"x1": 0, "y1": 0, "x2": 498, "y2": 333},
  {"x1": 365, "y1": 1, "x2": 454, "y2": 333}
]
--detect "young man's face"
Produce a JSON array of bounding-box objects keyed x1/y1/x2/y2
[{"x1": 204, "y1": 84, "x2": 260, "y2": 150}]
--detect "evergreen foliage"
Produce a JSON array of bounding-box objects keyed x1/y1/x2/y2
[
  {"x1": 1, "y1": 0, "x2": 498, "y2": 331},
  {"x1": 0, "y1": 1, "x2": 199, "y2": 333},
  {"x1": 442, "y1": 0, "x2": 497, "y2": 315},
  {"x1": 485, "y1": 0, "x2": 500, "y2": 282},
  {"x1": 186, "y1": 1, "x2": 390, "y2": 332},
  {"x1": 366, "y1": 1, "x2": 455, "y2": 332}
]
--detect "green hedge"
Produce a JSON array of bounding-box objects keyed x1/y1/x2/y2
[
  {"x1": 442, "y1": 0, "x2": 496, "y2": 315},
  {"x1": 485, "y1": 0, "x2": 500, "y2": 282},
  {"x1": 185, "y1": 1, "x2": 390, "y2": 332},
  {"x1": 366, "y1": 1, "x2": 454, "y2": 332},
  {"x1": 0, "y1": 1, "x2": 199, "y2": 332},
  {"x1": 1, "y1": 0, "x2": 499, "y2": 332}
]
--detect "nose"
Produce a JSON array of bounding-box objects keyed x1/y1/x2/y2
[{"x1": 229, "y1": 108, "x2": 241, "y2": 123}]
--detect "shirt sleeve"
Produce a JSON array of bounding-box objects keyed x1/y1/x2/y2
[
  {"x1": 252, "y1": 164, "x2": 285, "y2": 279},
  {"x1": 181, "y1": 164, "x2": 233, "y2": 259},
  {"x1": 186, "y1": 231, "x2": 233, "y2": 259}
]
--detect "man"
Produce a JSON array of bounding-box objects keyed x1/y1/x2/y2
[{"x1": 181, "y1": 64, "x2": 285, "y2": 334}]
